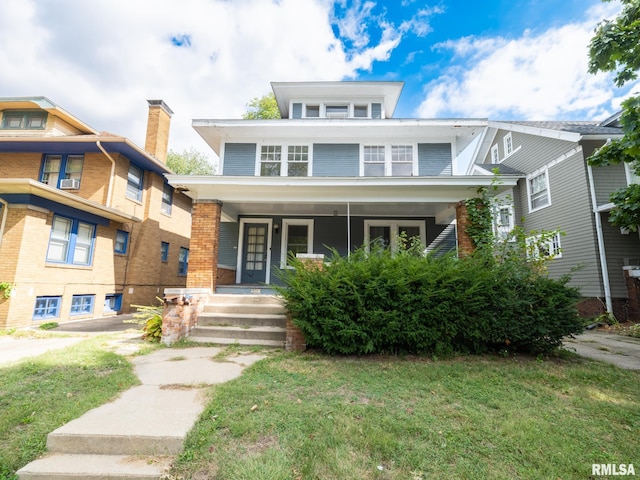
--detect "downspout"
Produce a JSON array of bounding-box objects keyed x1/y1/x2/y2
[
  {"x1": 0, "y1": 197, "x2": 8, "y2": 249},
  {"x1": 587, "y1": 163, "x2": 613, "y2": 313},
  {"x1": 347, "y1": 202, "x2": 351, "y2": 258},
  {"x1": 96, "y1": 141, "x2": 116, "y2": 207}
]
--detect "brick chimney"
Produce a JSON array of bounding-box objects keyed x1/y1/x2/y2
[{"x1": 145, "y1": 99, "x2": 173, "y2": 164}]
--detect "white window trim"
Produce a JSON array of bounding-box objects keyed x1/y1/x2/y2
[
  {"x1": 236, "y1": 218, "x2": 274, "y2": 284},
  {"x1": 255, "y1": 143, "x2": 313, "y2": 177},
  {"x1": 526, "y1": 232, "x2": 562, "y2": 260},
  {"x1": 360, "y1": 143, "x2": 418, "y2": 177},
  {"x1": 503, "y1": 132, "x2": 513, "y2": 157},
  {"x1": 493, "y1": 204, "x2": 515, "y2": 240},
  {"x1": 363, "y1": 219, "x2": 426, "y2": 252},
  {"x1": 624, "y1": 162, "x2": 640, "y2": 185},
  {"x1": 526, "y1": 167, "x2": 551, "y2": 213},
  {"x1": 280, "y1": 218, "x2": 314, "y2": 268},
  {"x1": 491, "y1": 144, "x2": 499, "y2": 164}
]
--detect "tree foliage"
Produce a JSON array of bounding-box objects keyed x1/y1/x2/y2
[
  {"x1": 242, "y1": 92, "x2": 280, "y2": 119},
  {"x1": 167, "y1": 147, "x2": 216, "y2": 175},
  {"x1": 587, "y1": 0, "x2": 640, "y2": 230}
]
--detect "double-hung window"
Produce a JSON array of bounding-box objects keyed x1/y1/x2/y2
[
  {"x1": 41, "y1": 154, "x2": 84, "y2": 189},
  {"x1": 2, "y1": 110, "x2": 47, "y2": 130},
  {"x1": 161, "y1": 184, "x2": 173, "y2": 215},
  {"x1": 491, "y1": 145, "x2": 500, "y2": 164},
  {"x1": 259, "y1": 145, "x2": 309, "y2": 176},
  {"x1": 260, "y1": 146, "x2": 282, "y2": 176},
  {"x1": 115, "y1": 230, "x2": 129, "y2": 254},
  {"x1": 362, "y1": 144, "x2": 415, "y2": 176},
  {"x1": 526, "y1": 232, "x2": 562, "y2": 259},
  {"x1": 46, "y1": 215, "x2": 96, "y2": 266},
  {"x1": 504, "y1": 133, "x2": 513, "y2": 157},
  {"x1": 33, "y1": 296, "x2": 61, "y2": 320},
  {"x1": 528, "y1": 169, "x2": 551, "y2": 211},
  {"x1": 364, "y1": 220, "x2": 425, "y2": 252},
  {"x1": 178, "y1": 247, "x2": 189, "y2": 275},
  {"x1": 126, "y1": 164, "x2": 144, "y2": 201},
  {"x1": 71, "y1": 294, "x2": 95, "y2": 315}
]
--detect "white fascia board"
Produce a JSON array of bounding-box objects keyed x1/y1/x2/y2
[{"x1": 488, "y1": 121, "x2": 581, "y2": 142}]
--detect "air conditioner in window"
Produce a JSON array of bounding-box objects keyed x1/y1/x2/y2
[{"x1": 59, "y1": 178, "x2": 80, "y2": 190}]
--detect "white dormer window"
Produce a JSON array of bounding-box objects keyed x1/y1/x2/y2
[
  {"x1": 504, "y1": 133, "x2": 513, "y2": 157},
  {"x1": 354, "y1": 105, "x2": 368, "y2": 118},
  {"x1": 305, "y1": 105, "x2": 320, "y2": 118}
]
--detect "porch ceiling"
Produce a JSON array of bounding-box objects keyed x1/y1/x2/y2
[{"x1": 167, "y1": 175, "x2": 520, "y2": 224}]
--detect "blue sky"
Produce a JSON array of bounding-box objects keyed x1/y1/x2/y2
[{"x1": 0, "y1": 0, "x2": 635, "y2": 160}]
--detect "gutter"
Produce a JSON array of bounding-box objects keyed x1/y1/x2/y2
[
  {"x1": 0, "y1": 197, "x2": 7, "y2": 248},
  {"x1": 96, "y1": 140, "x2": 116, "y2": 207},
  {"x1": 587, "y1": 163, "x2": 613, "y2": 313}
]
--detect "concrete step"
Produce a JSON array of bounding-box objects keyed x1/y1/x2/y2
[
  {"x1": 17, "y1": 453, "x2": 171, "y2": 480},
  {"x1": 191, "y1": 325, "x2": 286, "y2": 342},
  {"x1": 45, "y1": 385, "x2": 205, "y2": 455},
  {"x1": 189, "y1": 336, "x2": 286, "y2": 348},
  {"x1": 208, "y1": 293, "x2": 283, "y2": 305},
  {"x1": 203, "y1": 302, "x2": 286, "y2": 315},
  {"x1": 198, "y1": 312, "x2": 287, "y2": 328}
]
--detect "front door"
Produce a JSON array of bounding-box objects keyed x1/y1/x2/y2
[{"x1": 241, "y1": 223, "x2": 269, "y2": 284}]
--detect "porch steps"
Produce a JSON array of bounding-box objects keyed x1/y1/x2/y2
[{"x1": 190, "y1": 294, "x2": 287, "y2": 347}]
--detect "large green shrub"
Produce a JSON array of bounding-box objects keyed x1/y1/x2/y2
[{"x1": 276, "y1": 241, "x2": 582, "y2": 356}]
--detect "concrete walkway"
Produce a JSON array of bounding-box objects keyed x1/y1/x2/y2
[
  {"x1": 16, "y1": 344, "x2": 265, "y2": 479},
  {"x1": 564, "y1": 330, "x2": 640, "y2": 370}
]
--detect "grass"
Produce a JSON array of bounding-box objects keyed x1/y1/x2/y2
[
  {"x1": 170, "y1": 351, "x2": 640, "y2": 480},
  {"x1": 0, "y1": 335, "x2": 139, "y2": 479}
]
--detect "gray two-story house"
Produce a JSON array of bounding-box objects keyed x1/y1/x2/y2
[
  {"x1": 471, "y1": 114, "x2": 638, "y2": 319},
  {"x1": 167, "y1": 81, "x2": 519, "y2": 293}
]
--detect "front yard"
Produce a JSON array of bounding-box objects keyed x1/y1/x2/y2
[{"x1": 170, "y1": 350, "x2": 639, "y2": 479}]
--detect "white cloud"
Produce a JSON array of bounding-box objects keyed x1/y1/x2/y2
[
  {"x1": 416, "y1": 2, "x2": 632, "y2": 121},
  {"x1": 0, "y1": 0, "x2": 401, "y2": 158}
]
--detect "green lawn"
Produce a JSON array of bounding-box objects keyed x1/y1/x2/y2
[
  {"x1": 0, "y1": 335, "x2": 139, "y2": 479},
  {"x1": 171, "y1": 351, "x2": 639, "y2": 480}
]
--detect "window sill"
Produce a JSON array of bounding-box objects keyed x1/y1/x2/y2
[{"x1": 45, "y1": 263, "x2": 93, "y2": 270}]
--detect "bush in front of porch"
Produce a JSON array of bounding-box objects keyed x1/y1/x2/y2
[{"x1": 276, "y1": 241, "x2": 583, "y2": 356}]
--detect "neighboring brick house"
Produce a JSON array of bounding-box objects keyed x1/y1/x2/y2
[
  {"x1": 167, "y1": 81, "x2": 519, "y2": 292},
  {"x1": 0, "y1": 97, "x2": 192, "y2": 329},
  {"x1": 470, "y1": 114, "x2": 640, "y2": 320}
]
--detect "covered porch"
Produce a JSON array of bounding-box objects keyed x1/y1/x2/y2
[{"x1": 166, "y1": 175, "x2": 519, "y2": 291}]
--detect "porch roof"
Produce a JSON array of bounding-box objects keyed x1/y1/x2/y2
[{"x1": 166, "y1": 175, "x2": 520, "y2": 224}]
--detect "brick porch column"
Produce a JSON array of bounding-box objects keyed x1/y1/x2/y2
[
  {"x1": 187, "y1": 200, "x2": 222, "y2": 290},
  {"x1": 455, "y1": 200, "x2": 476, "y2": 257}
]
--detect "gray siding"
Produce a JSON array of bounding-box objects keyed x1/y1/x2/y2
[
  {"x1": 601, "y1": 212, "x2": 640, "y2": 298},
  {"x1": 223, "y1": 143, "x2": 256, "y2": 176},
  {"x1": 493, "y1": 130, "x2": 576, "y2": 174},
  {"x1": 292, "y1": 103, "x2": 302, "y2": 119},
  {"x1": 516, "y1": 152, "x2": 603, "y2": 297},
  {"x1": 418, "y1": 143, "x2": 452, "y2": 176},
  {"x1": 218, "y1": 222, "x2": 239, "y2": 267},
  {"x1": 371, "y1": 103, "x2": 382, "y2": 119},
  {"x1": 312, "y1": 144, "x2": 360, "y2": 176},
  {"x1": 592, "y1": 162, "x2": 627, "y2": 206}
]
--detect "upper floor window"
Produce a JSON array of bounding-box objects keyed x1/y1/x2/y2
[
  {"x1": 354, "y1": 105, "x2": 368, "y2": 117},
  {"x1": 126, "y1": 164, "x2": 144, "y2": 201},
  {"x1": 46, "y1": 215, "x2": 96, "y2": 266},
  {"x1": 178, "y1": 247, "x2": 189, "y2": 275},
  {"x1": 305, "y1": 105, "x2": 320, "y2": 117},
  {"x1": 41, "y1": 154, "x2": 84, "y2": 190},
  {"x1": 504, "y1": 133, "x2": 513, "y2": 157},
  {"x1": 161, "y1": 184, "x2": 173, "y2": 215},
  {"x1": 2, "y1": 110, "x2": 47, "y2": 130},
  {"x1": 491, "y1": 145, "x2": 499, "y2": 164},
  {"x1": 527, "y1": 169, "x2": 551, "y2": 212},
  {"x1": 115, "y1": 230, "x2": 129, "y2": 254},
  {"x1": 259, "y1": 145, "x2": 310, "y2": 176},
  {"x1": 362, "y1": 144, "x2": 415, "y2": 177},
  {"x1": 325, "y1": 105, "x2": 348, "y2": 118}
]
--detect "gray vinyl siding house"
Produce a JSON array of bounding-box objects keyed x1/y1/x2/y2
[
  {"x1": 472, "y1": 116, "x2": 637, "y2": 318},
  {"x1": 168, "y1": 81, "x2": 519, "y2": 290}
]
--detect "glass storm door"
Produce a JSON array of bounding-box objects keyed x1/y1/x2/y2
[{"x1": 241, "y1": 223, "x2": 268, "y2": 284}]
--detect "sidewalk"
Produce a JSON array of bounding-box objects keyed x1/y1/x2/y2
[{"x1": 17, "y1": 345, "x2": 265, "y2": 479}]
